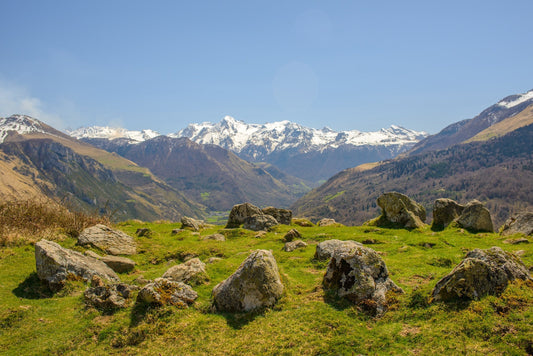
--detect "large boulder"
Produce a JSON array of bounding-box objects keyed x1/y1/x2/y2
[
  {"x1": 226, "y1": 203, "x2": 263, "y2": 228},
  {"x1": 323, "y1": 244, "x2": 404, "y2": 316},
  {"x1": 181, "y1": 216, "x2": 204, "y2": 231},
  {"x1": 314, "y1": 239, "x2": 363, "y2": 261},
  {"x1": 374, "y1": 192, "x2": 426, "y2": 229},
  {"x1": 212, "y1": 250, "x2": 284, "y2": 313},
  {"x1": 431, "y1": 247, "x2": 532, "y2": 302},
  {"x1": 455, "y1": 200, "x2": 494, "y2": 233},
  {"x1": 243, "y1": 214, "x2": 279, "y2": 231},
  {"x1": 500, "y1": 212, "x2": 533, "y2": 237},
  {"x1": 162, "y1": 258, "x2": 209, "y2": 285},
  {"x1": 137, "y1": 278, "x2": 198, "y2": 307},
  {"x1": 84, "y1": 283, "x2": 134, "y2": 310},
  {"x1": 78, "y1": 224, "x2": 136, "y2": 255},
  {"x1": 35, "y1": 239, "x2": 120, "y2": 291},
  {"x1": 432, "y1": 198, "x2": 464, "y2": 230},
  {"x1": 261, "y1": 207, "x2": 292, "y2": 225}
]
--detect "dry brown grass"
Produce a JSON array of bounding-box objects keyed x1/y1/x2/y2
[{"x1": 0, "y1": 198, "x2": 110, "y2": 246}]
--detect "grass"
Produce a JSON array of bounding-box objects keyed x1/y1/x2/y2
[{"x1": 0, "y1": 218, "x2": 532, "y2": 355}]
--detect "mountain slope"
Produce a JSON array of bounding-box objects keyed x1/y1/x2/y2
[
  {"x1": 0, "y1": 115, "x2": 203, "y2": 221},
  {"x1": 409, "y1": 89, "x2": 533, "y2": 155},
  {"x1": 82, "y1": 136, "x2": 307, "y2": 210},
  {"x1": 292, "y1": 123, "x2": 533, "y2": 227}
]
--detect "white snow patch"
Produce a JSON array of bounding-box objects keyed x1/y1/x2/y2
[{"x1": 497, "y1": 90, "x2": 533, "y2": 109}]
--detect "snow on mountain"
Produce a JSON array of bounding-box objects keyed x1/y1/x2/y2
[
  {"x1": 172, "y1": 116, "x2": 428, "y2": 157},
  {"x1": 497, "y1": 89, "x2": 533, "y2": 109},
  {"x1": 67, "y1": 126, "x2": 161, "y2": 143},
  {"x1": 0, "y1": 114, "x2": 50, "y2": 143}
]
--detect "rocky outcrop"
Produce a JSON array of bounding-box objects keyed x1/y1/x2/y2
[
  {"x1": 212, "y1": 250, "x2": 284, "y2": 313},
  {"x1": 137, "y1": 278, "x2": 198, "y2": 307},
  {"x1": 226, "y1": 203, "x2": 263, "y2": 228},
  {"x1": 162, "y1": 258, "x2": 209, "y2": 285},
  {"x1": 35, "y1": 239, "x2": 120, "y2": 291},
  {"x1": 283, "y1": 240, "x2": 307, "y2": 252},
  {"x1": 432, "y1": 198, "x2": 464, "y2": 230},
  {"x1": 314, "y1": 240, "x2": 363, "y2": 261},
  {"x1": 78, "y1": 224, "x2": 136, "y2": 255},
  {"x1": 373, "y1": 192, "x2": 426, "y2": 229},
  {"x1": 283, "y1": 229, "x2": 301, "y2": 242},
  {"x1": 200, "y1": 233, "x2": 226, "y2": 241},
  {"x1": 431, "y1": 247, "x2": 532, "y2": 302},
  {"x1": 243, "y1": 214, "x2": 279, "y2": 231},
  {"x1": 500, "y1": 212, "x2": 533, "y2": 237},
  {"x1": 261, "y1": 207, "x2": 292, "y2": 225},
  {"x1": 317, "y1": 218, "x2": 339, "y2": 227},
  {"x1": 323, "y1": 244, "x2": 404, "y2": 316},
  {"x1": 181, "y1": 216, "x2": 204, "y2": 231},
  {"x1": 100, "y1": 255, "x2": 136, "y2": 273},
  {"x1": 84, "y1": 283, "x2": 134, "y2": 310},
  {"x1": 455, "y1": 200, "x2": 494, "y2": 232}
]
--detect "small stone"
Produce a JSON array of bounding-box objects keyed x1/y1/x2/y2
[
  {"x1": 283, "y1": 229, "x2": 301, "y2": 242},
  {"x1": 503, "y1": 238, "x2": 529, "y2": 245},
  {"x1": 137, "y1": 278, "x2": 198, "y2": 307},
  {"x1": 283, "y1": 240, "x2": 307, "y2": 252},
  {"x1": 207, "y1": 257, "x2": 223, "y2": 264},
  {"x1": 171, "y1": 229, "x2": 183, "y2": 235},
  {"x1": 84, "y1": 283, "x2": 134, "y2": 310},
  {"x1": 201, "y1": 234, "x2": 226, "y2": 241},
  {"x1": 255, "y1": 231, "x2": 267, "y2": 238},
  {"x1": 162, "y1": 258, "x2": 208, "y2": 285}
]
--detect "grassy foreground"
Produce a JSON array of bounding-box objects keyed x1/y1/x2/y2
[{"x1": 0, "y1": 221, "x2": 532, "y2": 355}]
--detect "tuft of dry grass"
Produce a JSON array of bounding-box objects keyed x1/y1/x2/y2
[{"x1": 0, "y1": 198, "x2": 110, "y2": 246}]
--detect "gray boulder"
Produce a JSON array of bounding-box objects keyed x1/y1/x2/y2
[
  {"x1": 181, "y1": 216, "x2": 204, "y2": 231},
  {"x1": 261, "y1": 207, "x2": 292, "y2": 225},
  {"x1": 432, "y1": 198, "x2": 464, "y2": 230},
  {"x1": 314, "y1": 239, "x2": 363, "y2": 261},
  {"x1": 283, "y1": 229, "x2": 301, "y2": 242},
  {"x1": 374, "y1": 192, "x2": 426, "y2": 229},
  {"x1": 201, "y1": 233, "x2": 226, "y2": 241},
  {"x1": 323, "y1": 244, "x2": 404, "y2": 316},
  {"x1": 35, "y1": 239, "x2": 120, "y2": 292},
  {"x1": 243, "y1": 214, "x2": 279, "y2": 231},
  {"x1": 137, "y1": 278, "x2": 198, "y2": 307},
  {"x1": 78, "y1": 224, "x2": 136, "y2": 255},
  {"x1": 431, "y1": 247, "x2": 532, "y2": 302},
  {"x1": 84, "y1": 283, "x2": 134, "y2": 310},
  {"x1": 226, "y1": 203, "x2": 263, "y2": 228},
  {"x1": 500, "y1": 212, "x2": 533, "y2": 237},
  {"x1": 455, "y1": 200, "x2": 494, "y2": 233},
  {"x1": 212, "y1": 250, "x2": 284, "y2": 312},
  {"x1": 162, "y1": 258, "x2": 209, "y2": 285},
  {"x1": 283, "y1": 240, "x2": 308, "y2": 252},
  {"x1": 317, "y1": 218, "x2": 339, "y2": 227},
  {"x1": 100, "y1": 255, "x2": 136, "y2": 273}
]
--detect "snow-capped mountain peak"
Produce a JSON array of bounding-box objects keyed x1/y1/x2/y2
[
  {"x1": 67, "y1": 126, "x2": 161, "y2": 143},
  {"x1": 497, "y1": 89, "x2": 533, "y2": 109},
  {"x1": 0, "y1": 114, "x2": 49, "y2": 143}
]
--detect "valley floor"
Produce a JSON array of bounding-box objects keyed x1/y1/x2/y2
[{"x1": 0, "y1": 222, "x2": 532, "y2": 355}]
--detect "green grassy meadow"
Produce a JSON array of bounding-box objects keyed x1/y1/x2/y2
[{"x1": 0, "y1": 222, "x2": 532, "y2": 355}]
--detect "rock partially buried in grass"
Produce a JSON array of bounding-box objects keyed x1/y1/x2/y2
[
  {"x1": 137, "y1": 278, "x2": 198, "y2": 307},
  {"x1": 431, "y1": 247, "x2": 532, "y2": 302},
  {"x1": 283, "y1": 240, "x2": 307, "y2": 252},
  {"x1": 135, "y1": 228, "x2": 152, "y2": 237},
  {"x1": 84, "y1": 283, "x2": 135, "y2": 310},
  {"x1": 201, "y1": 233, "x2": 226, "y2": 241},
  {"x1": 100, "y1": 255, "x2": 136, "y2": 273},
  {"x1": 283, "y1": 229, "x2": 301, "y2": 242},
  {"x1": 162, "y1": 258, "x2": 209, "y2": 285},
  {"x1": 78, "y1": 224, "x2": 136, "y2": 255},
  {"x1": 323, "y1": 244, "x2": 404, "y2": 316},
  {"x1": 292, "y1": 218, "x2": 314, "y2": 227},
  {"x1": 314, "y1": 240, "x2": 363, "y2": 261},
  {"x1": 212, "y1": 250, "x2": 284, "y2": 313},
  {"x1": 318, "y1": 218, "x2": 340, "y2": 227},
  {"x1": 35, "y1": 239, "x2": 120, "y2": 292}
]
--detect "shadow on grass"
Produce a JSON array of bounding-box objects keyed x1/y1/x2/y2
[
  {"x1": 12, "y1": 272, "x2": 53, "y2": 299},
  {"x1": 216, "y1": 309, "x2": 265, "y2": 330}
]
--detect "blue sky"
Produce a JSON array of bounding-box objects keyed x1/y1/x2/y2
[{"x1": 0, "y1": 1, "x2": 532, "y2": 134}]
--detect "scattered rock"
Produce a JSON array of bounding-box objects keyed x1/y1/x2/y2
[
  {"x1": 455, "y1": 200, "x2": 494, "y2": 233},
  {"x1": 181, "y1": 216, "x2": 204, "y2": 231},
  {"x1": 373, "y1": 192, "x2": 426, "y2": 229},
  {"x1": 362, "y1": 239, "x2": 379, "y2": 245},
  {"x1": 317, "y1": 218, "x2": 339, "y2": 227},
  {"x1": 419, "y1": 242, "x2": 436, "y2": 248},
  {"x1": 323, "y1": 244, "x2": 404, "y2": 316},
  {"x1": 133, "y1": 276, "x2": 151, "y2": 286},
  {"x1": 137, "y1": 278, "x2": 198, "y2": 307},
  {"x1": 314, "y1": 239, "x2": 363, "y2": 261},
  {"x1": 432, "y1": 198, "x2": 464, "y2": 230},
  {"x1": 162, "y1": 258, "x2": 209, "y2": 285},
  {"x1": 243, "y1": 214, "x2": 279, "y2": 231},
  {"x1": 35, "y1": 239, "x2": 120, "y2": 292},
  {"x1": 78, "y1": 224, "x2": 136, "y2": 255},
  {"x1": 226, "y1": 203, "x2": 263, "y2": 228},
  {"x1": 500, "y1": 212, "x2": 533, "y2": 237},
  {"x1": 212, "y1": 250, "x2": 284, "y2": 313},
  {"x1": 207, "y1": 257, "x2": 223, "y2": 264},
  {"x1": 201, "y1": 234, "x2": 226, "y2": 241},
  {"x1": 431, "y1": 247, "x2": 532, "y2": 302},
  {"x1": 261, "y1": 207, "x2": 292, "y2": 225},
  {"x1": 292, "y1": 218, "x2": 314, "y2": 227},
  {"x1": 84, "y1": 283, "x2": 134, "y2": 310},
  {"x1": 100, "y1": 255, "x2": 136, "y2": 273},
  {"x1": 283, "y1": 240, "x2": 307, "y2": 252},
  {"x1": 503, "y1": 238, "x2": 529, "y2": 245},
  {"x1": 254, "y1": 231, "x2": 267, "y2": 238},
  {"x1": 283, "y1": 229, "x2": 301, "y2": 242},
  {"x1": 135, "y1": 228, "x2": 152, "y2": 237},
  {"x1": 171, "y1": 229, "x2": 183, "y2": 235}
]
